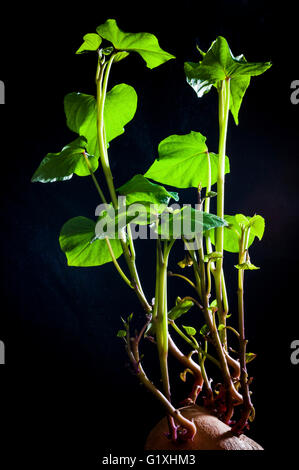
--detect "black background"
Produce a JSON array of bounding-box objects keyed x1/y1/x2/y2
[{"x1": 0, "y1": 0, "x2": 298, "y2": 467}]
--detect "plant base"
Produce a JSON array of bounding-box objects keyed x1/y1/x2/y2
[{"x1": 145, "y1": 405, "x2": 263, "y2": 450}]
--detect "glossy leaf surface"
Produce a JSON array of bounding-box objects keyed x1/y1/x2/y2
[
  {"x1": 31, "y1": 138, "x2": 97, "y2": 183},
  {"x1": 76, "y1": 33, "x2": 102, "y2": 54},
  {"x1": 145, "y1": 131, "x2": 229, "y2": 188},
  {"x1": 96, "y1": 19, "x2": 175, "y2": 69},
  {"x1": 59, "y1": 216, "x2": 123, "y2": 267}
]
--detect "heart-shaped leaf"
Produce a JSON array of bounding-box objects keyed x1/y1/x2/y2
[
  {"x1": 208, "y1": 214, "x2": 265, "y2": 253},
  {"x1": 31, "y1": 137, "x2": 97, "y2": 183},
  {"x1": 64, "y1": 83, "x2": 137, "y2": 156},
  {"x1": 184, "y1": 36, "x2": 271, "y2": 124},
  {"x1": 96, "y1": 19, "x2": 175, "y2": 69},
  {"x1": 145, "y1": 131, "x2": 229, "y2": 188},
  {"x1": 235, "y1": 213, "x2": 265, "y2": 241},
  {"x1": 59, "y1": 216, "x2": 123, "y2": 267}
]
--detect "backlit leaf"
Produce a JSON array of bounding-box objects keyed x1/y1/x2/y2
[
  {"x1": 64, "y1": 83, "x2": 137, "y2": 156},
  {"x1": 76, "y1": 33, "x2": 102, "y2": 54},
  {"x1": 145, "y1": 131, "x2": 230, "y2": 188},
  {"x1": 184, "y1": 36, "x2": 271, "y2": 124},
  {"x1": 31, "y1": 137, "x2": 98, "y2": 183},
  {"x1": 59, "y1": 216, "x2": 123, "y2": 267},
  {"x1": 208, "y1": 214, "x2": 263, "y2": 253},
  {"x1": 96, "y1": 18, "x2": 175, "y2": 69}
]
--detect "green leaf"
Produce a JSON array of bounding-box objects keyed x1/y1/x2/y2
[
  {"x1": 116, "y1": 329, "x2": 127, "y2": 338},
  {"x1": 200, "y1": 324, "x2": 210, "y2": 336},
  {"x1": 218, "y1": 324, "x2": 226, "y2": 331},
  {"x1": 145, "y1": 131, "x2": 230, "y2": 188},
  {"x1": 184, "y1": 36, "x2": 271, "y2": 124},
  {"x1": 245, "y1": 352, "x2": 257, "y2": 364},
  {"x1": 76, "y1": 33, "x2": 102, "y2": 54},
  {"x1": 234, "y1": 262, "x2": 260, "y2": 270},
  {"x1": 248, "y1": 214, "x2": 265, "y2": 240},
  {"x1": 208, "y1": 214, "x2": 261, "y2": 253},
  {"x1": 96, "y1": 18, "x2": 175, "y2": 69},
  {"x1": 102, "y1": 46, "x2": 114, "y2": 56},
  {"x1": 64, "y1": 83, "x2": 137, "y2": 156},
  {"x1": 59, "y1": 216, "x2": 123, "y2": 267},
  {"x1": 235, "y1": 213, "x2": 249, "y2": 226},
  {"x1": 206, "y1": 191, "x2": 217, "y2": 198},
  {"x1": 31, "y1": 137, "x2": 98, "y2": 183},
  {"x1": 117, "y1": 174, "x2": 179, "y2": 205},
  {"x1": 184, "y1": 62, "x2": 213, "y2": 98},
  {"x1": 182, "y1": 325, "x2": 197, "y2": 337},
  {"x1": 157, "y1": 206, "x2": 228, "y2": 240},
  {"x1": 229, "y1": 74, "x2": 251, "y2": 126},
  {"x1": 95, "y1": 201, "x2": 167, "y2": 239},
  {"x1": 168, "y1": 298, "x2": 194, "y2": 321}
]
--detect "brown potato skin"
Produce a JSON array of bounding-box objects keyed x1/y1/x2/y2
[{"x1": 145, "y1": 405, "x2": 263, "y2": 450}]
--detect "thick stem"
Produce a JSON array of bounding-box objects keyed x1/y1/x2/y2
[
  {"x1": 215, "y1": 78, "x2": 231, "y2": 348},
  {"x1": 155, "y1": 240, "x2": 171, "y2": 402},
  {"x1": 204, "y1": 151, "x2": 213, "y2": 258},
  {"x1": 96, "y1": 54, "x2": 118, "y2": 207},
  {"x1": 95, "y1": 55, "x2": 151, "y2": 313}
]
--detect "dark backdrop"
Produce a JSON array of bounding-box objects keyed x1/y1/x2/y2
[{"x1": 0, "y1": 0, "x2": 298, "y2": 466}]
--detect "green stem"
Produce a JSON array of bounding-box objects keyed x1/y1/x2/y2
[
  {"x1": 185, "y1": 238, "x2": 242, "y2": 407},
  {"x1": 169, "y1": 320, "x2": 220, "y2": 368},
  {"x1": 234, "y1": 228, "x2": 254, "y2": 431},
  {"x1": 167, "y1": 272, "x2": 197, "y2": 291},
  {"x1": 96, "y1": 54, "x2": 118, "y2": 208},
  {"x1": 82, "y1": 151, "x2": 134, "y2": 287},
  {"x1": 95, "y1": 55, "x2": 151, "y2": 314},
  {"x1": 204, "y1": 151, "x2": 213, "y2": 257},
  {"x1": 215, "y1": 78, "x2": 231, "y2": 348},
  {"x1": 104, "y1": 237, "x2": 133, "y2": 289},
  {"x1": 155, "y1": 239, "x2": 171, "y2": 402},
  {"x1": 82, "y1": 151, "x2": 107, "y2": 204},
  {"x1": 199, "y1": 341, "x2": 213, "y2": 396}
]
